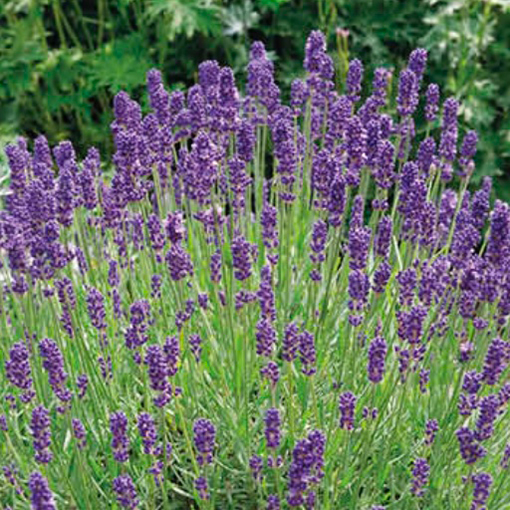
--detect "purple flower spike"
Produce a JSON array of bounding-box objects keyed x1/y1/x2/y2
[
  {"x1": 408, "y1": 48, "x2": 428, "y2": 81},
  {"x1": 110, "y1": 411, "x2": 130, "y2": 463},
  {"x1": 339, "y1": 391, "x2": 356, "y2": 431},
  {"x1": 256, "y1": 317, "x2": 277, "y2": 358},
  {"x1": 425, "y1": 83, "x2": 440, "y2": 122},
  {"x1": 346, "y1": 59, "x2": 364, "y2": 102},
  {"x1": 193, "y1": 418, "x2": 216, "y2": 467},
  {"x1": 501, "y1": 443, "x2": 510, "y2": 469},
  {"x1": 475, "y1": 395, "x2": 499, "y2": 441},
  {"x1": 456, "y1": 427, "x2": 486, "y2": 465},
  {"x1": 261, "y1": 361, "x2": 280, "y2": 388},
  {"x1": 367, "y1": 328, "x2": 387, "y2": 384},
  {"x1": 29, "y1": 472, "x2": 56, "y2": 510},
  {"x1": 86, "y1": 287, "x2": 107, "y2": 331},
  {"x1": 397, "y1": 69, "x2": 419, "y2": 117},
  {"x1": 471, "y1": 473, "x2": 492, "y2": 510},
  {"x1": 425, "y1": 419, "x2": 439, "y2": 446},
  {"x1": 189, "y1": 334, "x2": 203, "y2": 362},
  {"x1": 267, "y1": 494, "x2": 280, "y2": 510},
  {"x1": 5, "y1": 341, "x2": 35, "y2": 403},
  {"x1": 113, "y1": 474, "x2": 139, "y2": 509},
  {"x1": 286, "y1": 430, "x2": 325, "y2": 507},
  {"x1": 232, "y1": 235, "x2": 254, "y2": 281},
  {"x1": 282, "y1": 322, "x2": 300, "y2": 363},
  {"x1": 195, "y1": 476, "x2": 210, "y2": 500},
  {"x1": 482, "y1": 337, "x2": 508, "y2": 385},
  {"x1": 39, "y1": 338, "x2": 72, "y2": 405},
  {"x1": 31, "y1": 406, "x2": 53, "y2": 464},
  {"x1": 72, "y1": 418, "x2": 87, "y2": 450},
  {"x1": 264, "y1": 408, "x2": 281, "y2": 450},
  {"x1": 138, "y1": 412, "x2": 157, "y2": 455},
  {"x1": 145, "y1": 344, "x2": 172, "y2": 407},
  {"x1": 165, "y1": 244, "x2": 193, "y2": 281},
  {"x1": 299, "y1": 330, "x2": 316, "y2": 376},
  {"x1": 250, "y1": 454, "x2": 264, "y2": 482},
  {"x1": 410, "y1": 457, "x2": 430, "y2": 497}
]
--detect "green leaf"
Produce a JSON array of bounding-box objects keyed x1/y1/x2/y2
[{"x1": 84, "y1": 34, "x2": 155, "y2": 93}]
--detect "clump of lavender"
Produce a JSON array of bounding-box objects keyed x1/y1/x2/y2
[
  {"x1": 2, "y1": 27, "x2": 510, "y2": 510},
  {"x1": 286, "y1": 429, "x2": 325, "y2": 507}
]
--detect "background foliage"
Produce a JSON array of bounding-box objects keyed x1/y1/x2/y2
[{"x1": 1, "y1": 0, "x2": 509, "y2": 193}]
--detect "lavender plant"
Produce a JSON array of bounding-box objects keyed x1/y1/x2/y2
[{"x1": 1, "y1": 30, "x2": 510, "y2": 509}]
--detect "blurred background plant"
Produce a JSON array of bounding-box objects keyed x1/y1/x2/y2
[{"x1": 1, "y1": 0, "x2": 509, "y2": 194}]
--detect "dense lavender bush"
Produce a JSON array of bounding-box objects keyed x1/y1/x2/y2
[{"x1": 1, "y1": 30, "x2": 510, "y2": 509}]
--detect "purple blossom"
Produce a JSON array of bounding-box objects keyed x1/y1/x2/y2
[
  {"x1": 286, "y1": 430, "x2": 325, "y2": 507},
  {"x1": 299, "y1": 330, "x2": 316, "y2": 376},
  {"x1": 165, "y1": 243, "x2": 193, "y2": 281},
  {"x1": 113, "y1": 474, "x2": 139, "y2": 509},
  {"x1": 304, "y1": 30, "x2": 333, "y2": 80},
  {"x1": 31, "y1": 406, "x2": 53, "y2": 464},
  {"x1": 374, "y1": 216, "x2": 392, "y2": 259},
  {"x1": 261, "y1": 361, "x2": 280, "y2": 388},
  {"x1": 471, "y1": 473, "x2": 492, "y2": 510},
  {"x1": 189, "y1": 334, "x2": 203, "y2": 362},
  {"x1": 373, "y1": 261, "x2": 391, "y2": 293},
  {"x1": 256, "y1": 317, "x2": 277, "y2": 358},
  {"x1": 283, "y1": 322, "x2": 300, "y2": 362},
  {"x1": 5, "y1": 341, "x2": 34, "y2": 402},
  {"x1": 410, "y1": 457, "x2": 430, "y2": 497},
  {"x1": 346, "y1": 59, "x2": 364, "y2": 102},
  {"x1": 396, "y1": 306, "x2": 427, "y2": 344},
  {"x1": 264, "y1": 408, "x2": 281, "y2": 450},
  {"x1": 86, "y1": 287, "x2": 107, "y2": 331},
  {"x1": 138, "y1": 412, "x2": 157, "y2": 454},
  {"x1": 39, "y1": 338, "x2": 72, "y2": 405},
  {"x1": 193, "y1": 418, "x2": 216, "y2": 466},
  {"x1": 456, "y1": 427, "x2": 486, "y2": 465},
  {"x1": 210, "y1": 249, "x2": 222, "y2": 283},
  {"x1": 72, "y1": 418, "x2": 86, "y2": 449},
  {"x1": 425, "y1": 419, "x2": 439, "y2": 446},
  {"x1": 339, "y1": 392, "x2": 356, "y2": 430},
  {"x1": 408, "y1": 48, "x2": 427, "y2": 81},
  {"x1": 425, "y1": 83, "x2": 440, "y2": 122},
  {"x1": 258, "y1": 265, "x2": 276, "y2": 321},
  {"x1": 195, "y1": 476, "x2": 210, "y2": 500},
  {"x1": 250, "y1": 454, "x2": 264, "y2": 482},
  {"x1": 482, "y1": 337, "x2": 508, "y2": 385},
  {"x1": 475, "y1": 394, "x2": 499, "y2": 441},
  {"x1": 232, "y1": 235, "x2": 254, "y2": 281},
  {"x1": 110, "y1": 412, "x2": 130, "y2": 463},
  {"x1": 501, "y1": 443, "x2": 510, "y2": 469},
  {"x1": 367, "y1": 329, "x2": 387, "y2": 383},
  {"x1": 267, "y1": 494, "x2": 280, "y2": 510},
  {"x1": 397, "y1": 69, "x2": 419, "y2": 117},
  {"x1": 145, "y1": 344, "x2": 172, "y2": 407},
  {"x1": 28, "y1": 472, "x2": 56, "y2": 510}
]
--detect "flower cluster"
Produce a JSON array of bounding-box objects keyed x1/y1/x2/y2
[{"x1": 1, "y1": 28, "x2": 509, "y2": 510}]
